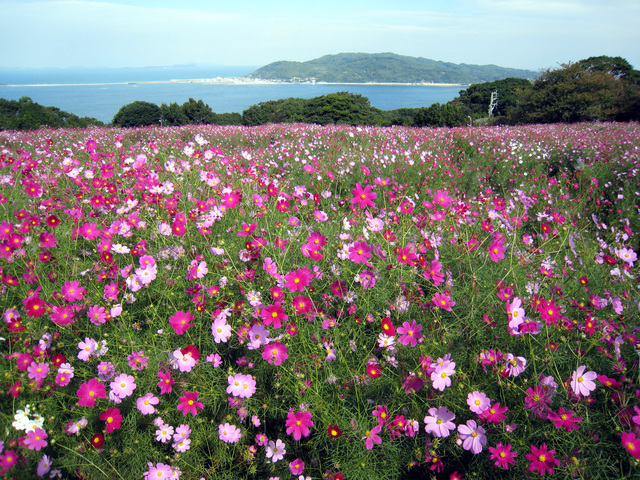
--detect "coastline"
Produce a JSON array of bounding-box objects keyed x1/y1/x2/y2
[{"x1": 0, "y1": 77, "x2": 466, "y2": 88}]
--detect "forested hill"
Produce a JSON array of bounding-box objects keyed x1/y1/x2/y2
[{"x1": 246, "y1": 52, "x2": 537, "y2": 84}]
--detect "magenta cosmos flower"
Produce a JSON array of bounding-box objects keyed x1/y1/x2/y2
[
  {"x1": 525, "y1": 443, "x2": 560, "y2": 476},
  {"x1": 169, "y1": 310, "x2": 195, "y2": 335},
  {"x1": 262, "y1": 342, "x2": 288, "y2": 366},
  {"x1": 285, "y1": 410, "x2": 314, "y2": 440},
  {"x1": 424, "y1": 406, "x2": 456, "y2": 437},
  {"x1": 77, "y1": 378, "x2": 106, "y2": 407},
  {"x1": 488, "y1": 442, "x2": 517, "y2": 470},
  {"x1": 351, "y1": 182, "x2": 377, "y2": 209},
  {"x1": 261, "y1": 302, "x2": 288, "y2": 329},
  {"x1": 100, "y1": 408, "x2": 123, "y2": 433},
  {"x1": 622, "y1": 431, "x2": 640, "y2": 459},
  {"x1": 397, "y1": 319, "x2": 422, "y2": 347},
  {"x1": 283, "y1": 266, "x2": 312, "y2": 292},
  {"x1": 177, "y1": 391, "x2": 204, "y2": 416}
]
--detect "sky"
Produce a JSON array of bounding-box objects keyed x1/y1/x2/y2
[{"x1": 1, "y1": 0, "x2": 638, "y2": 72}]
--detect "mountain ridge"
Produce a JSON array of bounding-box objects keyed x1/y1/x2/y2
[{"x1": 246, "y1": 52, "x2": 538, "y2": 84}]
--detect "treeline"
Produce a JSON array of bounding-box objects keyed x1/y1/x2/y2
[
  {"x1": 2, "y1": 56, "x2": 639, "y2": 131},
  {"x1": 0, "y1": 97, "x2": 104, "y2": 130},
  {"x1": 111, "y1": 93, "x2": 471, "y2": 128}
]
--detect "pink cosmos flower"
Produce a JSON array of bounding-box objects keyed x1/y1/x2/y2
[
  {"x1": 262, "y1": 342, "x2": 289, "y2": 366},
  {"x1": 487, "y1": 241, "x2": 505, "y2": 262},
  {"x1": 218, "y1": 422, "x2": 242, "y2": 443},
  {"x1": 211, "y1": 316, "x2": 232, "y2": 343},
  {"x1": 284, "y1": 267, "x2": 312, "y2": 292},
  {"x1": 289, "y1": 458, "x2": 305, "y2": 475},
  {"x1": 285, "y1": 410, "x2": 314, "y2": 440},
  {"x1": 24, "y1": 427, "x2": 48, "y2": 451},
  {"x1": 77, "y1": 338, "x2": 97, "y2": 362},
  {"x1": 525, "y1": 443, "x2": 560, "y2": 476},
  {"x1": 100, "y1": 408, "x2": 123, "y2": 433},
  {"x1": 137, "y1": 393, "x2": 159, "y2": 415},
  {"x1": 238, "y1": 222, "x2": 257, "y2": 237},
  {"x1": 351, "y1": 182, "x2": 377, "y2": 209},
  {"x1": 61, "y1": 280, "x2": 86, "y2": 302},
  {"x1": 27, "y1": 361, "x2": 49, "y2": 382},
  {"x1": 127, "y1": 350, "x2": 149, "y2": 370},
  {"x1": 169, "y1": 310, "x2": 194, "y2": 335},
  {"x1": 488, "y1": 442, "x2": 517, "y2": 470},
  {"x1": 87, "y1": 305, "x2": 107, "y2": 325},
  {"x1": 227, "y1": 373, "x2": 256, "y2": 398},
  {"x1": 157, "y1": 371, "x2": 174, "y2": 395},
  {"x1": 155, "y1": 423, "x2": 174, "y2": 443},
  {"x1": 362, "y1": 424, "x2": 382, "y2": 450},
  {"x1": 424, "y1": 260, "x2": 445, "y2": 286},
  {"x1": 177, "y1": 391, "x2": 204, "y2": 416},
  {"x1": 457, "y1": 420, "x2": 486, "y2": 454},
  {"x1": 172, "y1": 348, "x2": 197, "y2": 372},
  {"x1": 622, "y1": 431, "x2": 640, "y2": 459},
  {"x1": 349, "y1": 241, "x2": 372, "y2": 264},
  {"x1": 77, "y1": 378, "x2": 106, "y2": 407},
  {"x1": 548, "y1": 407, "x2": 582, "y2": 432},
  {"x1": 480, "y1": 402, "x2": 509, "y2": 424},
  {"x1": 292, "y1": 295, "x2": 313, "y2": 314},
  {"x1": 261, "y1": 302, "x2": 288, "y2": 329},
  {"x1": 571, "y1": 365, "x2": 597, "y2": 396},
  {"x1": 433, "y1": 189, "x2": 454, "y2": 209},
  {"x1": 397, "y1": 319, "x2": 422, "y2": 347},
  {"x1": 433, "y1": 292, "x2": 455, "y2": 311},
  {"x1": 265, "y1": 439, "x2": 286, "y2": 463},
  {"x1": 110, "y1": 373, "x2": 136, "y2": 399},
  {"x1": 431, "y1": 360, "x2": 456, "y2": 391},
  {"x1": 424, "y1": 406, "x2": 456, "y2": 437},
  {"x1": 464, "y1": 391, "x2": 489, "y2": 415},
  {"x1": 36, "y1": 454, "x2": 52, "y2": 477}
]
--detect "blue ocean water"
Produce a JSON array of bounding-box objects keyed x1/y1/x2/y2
[{"x1": 0, "y1": 66, "x2": 465, "y2": 124}]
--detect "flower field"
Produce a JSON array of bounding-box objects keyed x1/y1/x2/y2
[{"x1": 1, "y1": 121, "x2": 639, "y2": 480}]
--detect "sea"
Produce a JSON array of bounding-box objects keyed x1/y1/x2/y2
[{"x1": 0, "y1": 65, "x2": 465, "y2": 124}]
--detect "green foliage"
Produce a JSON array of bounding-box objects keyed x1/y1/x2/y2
[
  {"x1": 0, "y1": 97, "x2": 103, "y2": 130},
  {"x1": 414, "y1": 102, "x2": 469, "y2": 127},
  {"x1": 159, "y1": 102, "x2": 188, "y2": 126},
  {"x1": 452, "y1": 77, "x2": 532, "y2": 118},
  {"x1": 112, "y1": 100, "x2": 162, "y2": 127},
  {"x1": 181, "y1": 98, "x2": 215, "y2": 124},
  {"x1": 241, "y1": 97, "x2": 306, "y2": 126},
  {"x1": 301, "y1": 92, "x2": 381, "y2": 125},
  {"x1": 242, "y1": 93, "x2": 382, "y2": 126},
  {"x1": 509, "y1": 57, "x2": 640, "y2": 124}
]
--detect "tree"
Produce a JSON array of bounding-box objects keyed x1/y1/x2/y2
[
  {"x1": 112, "y1": 101, "x2": 161, "y2": 127},
  {"x1": 160, "y1": 102, "x2": 188, "y2": 126},
  {"x1": 0, "y1": 97, "x2": 102, "y2": 130},
  {"x1": 509, "y1": 57, "x2": 640, "y2": 124},
  {"x1": 453, "y1": 78, "x2": 532, "y2": 118},
  {"x1": 181, "y1": 98, "x2": 215, "y2": 124},
  {"x1": 414, "y1": 103, "x2": 468, "y2": 127},
  {"x1": 302, "y1": 92, "x2": 380, "y2": 125}
]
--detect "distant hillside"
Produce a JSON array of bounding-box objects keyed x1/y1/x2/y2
[{"x1": 246, "y1": 52, "x2": 537, "y2": 84}]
